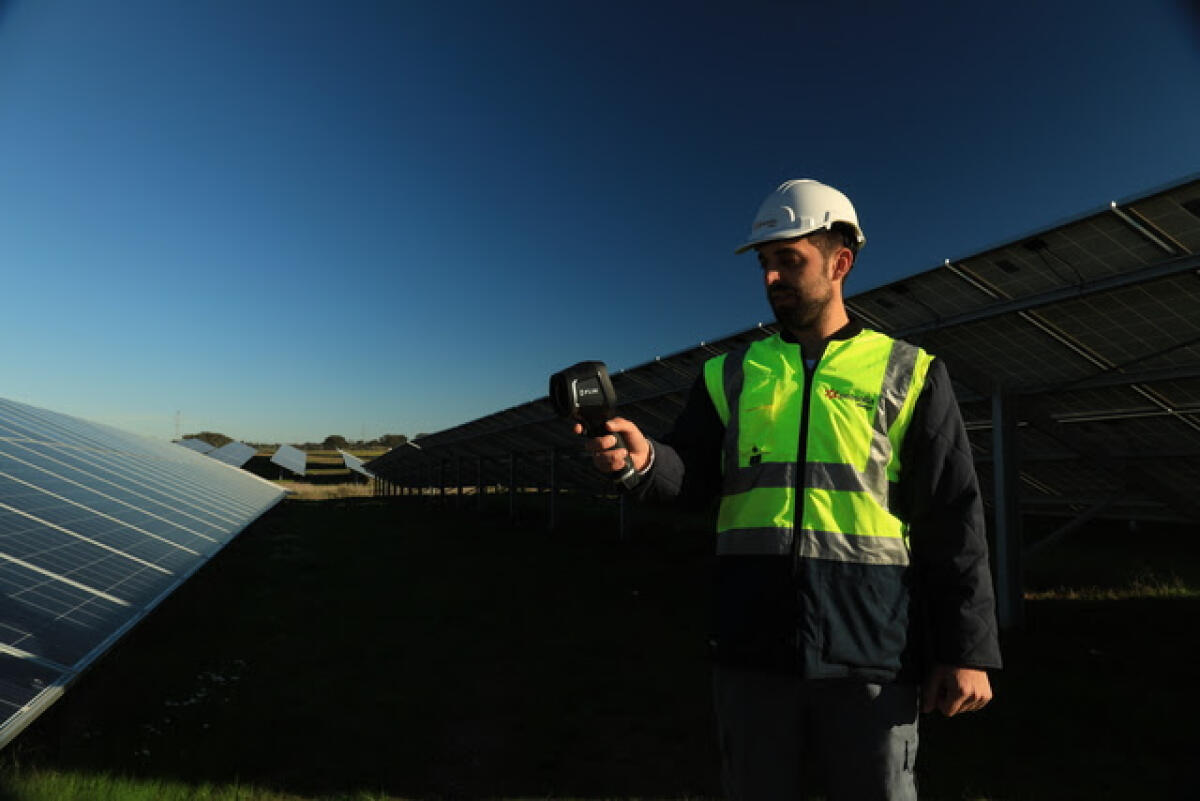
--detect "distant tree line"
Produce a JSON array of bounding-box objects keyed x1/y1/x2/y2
[
  {"x1": 308, "y1": 433, "x2": 409, "y2": 451},
  {"x1": 181, "y1": 431, "x2": 233, "y2": 448}
]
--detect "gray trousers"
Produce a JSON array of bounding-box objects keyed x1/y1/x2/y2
[{"x1": 713, "y1": 665, "x2": 919, "y2": 801}]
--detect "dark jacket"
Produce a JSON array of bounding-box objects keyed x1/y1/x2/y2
[{"x1": 634, "y1": 319, "x2": 1002, "y2": 681}]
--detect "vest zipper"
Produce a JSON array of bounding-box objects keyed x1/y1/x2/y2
[{"x1": 793, "y1": 352, "x2": 818, "y2": 572}]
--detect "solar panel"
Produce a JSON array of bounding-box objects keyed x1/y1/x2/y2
[
  {"x1": 176, "y1": 438, "x2": 215, "y2": 454},
  {"x1": 339, "y1": 450, "x2": 374, "y2": 479},
  {"x1": 0, "y1": 396, "x2": 285, "y2": 749},
  {"x1": 206, "y1": 441, "x2": 257, "y2": 468},
  {"x1": 270, "y1": 444, "x2": 306, "y2": 477}
]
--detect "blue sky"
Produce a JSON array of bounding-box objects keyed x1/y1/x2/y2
[{"x1": 1, "y1": 0, "x2": 1198, "y2": 444}]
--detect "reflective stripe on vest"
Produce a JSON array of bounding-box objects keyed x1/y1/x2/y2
[{"x1": 703, "y1": 330, "x2": 932, "y2": 565}]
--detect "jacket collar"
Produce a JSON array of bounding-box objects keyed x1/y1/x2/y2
[{"x1": 779, "y1": 317, "x2": 864, "y2": 362}]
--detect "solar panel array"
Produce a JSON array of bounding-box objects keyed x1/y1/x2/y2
[
  {"x1": 0, "y1": 397, "x2": 286, "y2": 749},
  {"x1": 270, "y1": 444, "x2": 307, "y2": 477},
  {"x1": 367, "y1": 174, "x2": 1200, "y2": 528},
  {"x1": 206, "y1": 441, "x2": 257, "y2": 468}
]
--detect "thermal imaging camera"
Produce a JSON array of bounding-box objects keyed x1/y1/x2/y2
[{"x1": 549, "y1": 361, "x2": 637, "y2": 486}]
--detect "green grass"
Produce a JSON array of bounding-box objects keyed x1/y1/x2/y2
[
  {"x1": 0, "y1": 768, "x2": 334, "y2": 801},
  {"x1": 1, "y1": 499, "x2": 1195, "y2": 800}
]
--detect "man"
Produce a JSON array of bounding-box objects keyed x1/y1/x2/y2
[{"x1": 578, "y1": 180, "x2": 1002, "y2": 800}]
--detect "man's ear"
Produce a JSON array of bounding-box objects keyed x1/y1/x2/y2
[{"x1": 830, "y1": 248, "x2": 853, "y2": 283}]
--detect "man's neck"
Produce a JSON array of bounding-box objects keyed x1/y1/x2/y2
[{"x1": 786, "y1": 308, "x2": 851, "y2": 357}]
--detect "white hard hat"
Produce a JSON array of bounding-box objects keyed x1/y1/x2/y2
[{"x1": 735, "y1": 179, "x2": 865, "y2": 254}]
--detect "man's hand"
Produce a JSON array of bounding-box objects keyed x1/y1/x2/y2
[
  {"x1": 573, "y1": 417, "x2": 651, "y2": 473},
  {"x1": 921, "y1": 665, "x2": 993, "y2": 717}
]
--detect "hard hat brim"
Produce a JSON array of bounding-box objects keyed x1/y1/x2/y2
[
  {"x1": 735, "y1": 225, "x2": 866, "y2": 255},
  {"x1": 734, "y1": 227, "x2": 818, "y2": 255}
]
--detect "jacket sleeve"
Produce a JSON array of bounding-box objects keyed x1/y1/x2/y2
[
  {"x1": 899, "y1": 358, "x2": 1003, "y2": 670},
  {"x1": 631, "y1": 373, "x2": 724, "y2": 509}
]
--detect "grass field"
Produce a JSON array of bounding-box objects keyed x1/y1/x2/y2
[{"x1": 0, "y1": 497, "x2": 1194, "y2": 800}]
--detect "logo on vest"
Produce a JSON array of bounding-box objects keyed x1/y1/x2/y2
[{"x1": 822, "y1": 386, "x2": 876, "y2": 410}]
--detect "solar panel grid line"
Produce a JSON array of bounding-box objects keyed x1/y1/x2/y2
[
  {"x1": 0, "y1": 539, "x2": 175, "y2": 608},
  {"x1": 1033, "y1": 284, "x2": 1194, "y2": 360},
  {"x1": 0, "y1": 448, "x2": 223, "y2": 546},
  {"x1": 0, "y1": 419, "x2": 256, "y2": 522},
  {"x1": 0, "y1": 468, "x2": 205, "y2": 558},
  {"x1": 1080, "y1": 216, "x2": 1161, "y2": 272},
  {"x1": 892, "y1": 252, "x2": 1200, "y2": 341},
  {"x1": 0, "y1": 643, "x2": 70, "y2": 674},
  {"x1": 0, "y1": 500, "x2": 174, "y2": 577},
  {"x1": 0, "y1": 460, "x2": 214, "y2": 546},
  {"x1": 36, "y1": 439, "x2": 265, "y2": 526},
  {"x1": 1154, "y1": 377, "x2": 1200, "y2": 406},
  {"x1": 0, "y1": 551, "x2": 131, "y2": 608},
  {"x1": 0, "y1": 406, "x2": 223, "y2": 482},
  {"x1": 0, "y1": 404, "x2": 119, "y2": 453},
  {"x1": 1013, "y1": 309, "x2": 1115, "y2": 371},
  {"x1": 1110, "y1": 203, "x2": 1184, "y2": 256},
  {"x1": 0, "y1": 462, "x2": 213, "y2": 556},
  {"x1": 1141, "y1": 193, "x2": 1200, "y2": 253},
  {"x1": 0, "y1": 534, "x2": 160, "y2": 611}
]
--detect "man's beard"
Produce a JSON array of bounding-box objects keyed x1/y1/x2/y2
[{"x1": 769, "y1": 285, "x2": 832, "y2": 334}]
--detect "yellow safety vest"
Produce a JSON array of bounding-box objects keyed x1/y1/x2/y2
[{"x1": 703, "y1": 329, "x2": 932, "y2": 565}]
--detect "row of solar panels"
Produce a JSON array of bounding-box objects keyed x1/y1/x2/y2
[
  {"x1": 1, "y1": 397, "x2": 287, "y2": 749},
  {"x1": 176, "y1": 438, "x2": 259, "y2": 467},
  {"x1": 366, "y1": 174, "x2": 1200, "y2": 528},
  {"x1": 177, "y1": 439, "x2": 313, "y2": 478},
  {"x1": 177, "y1": 439, "x2": 374, "y2": 481}
]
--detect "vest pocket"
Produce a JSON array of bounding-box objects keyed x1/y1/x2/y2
[{"x1": 818, "y1": 563, "x2": 910, "y2": 671}]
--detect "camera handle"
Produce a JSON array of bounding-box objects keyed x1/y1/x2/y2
[{"x1": 582, "y1": 422, "x2": 638, "y2": 488}]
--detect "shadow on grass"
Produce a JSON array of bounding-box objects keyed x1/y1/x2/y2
[
  {"x1": 6, "y1": 498, "x2": 1196, "y2": 800},
  {"x1": 8, "y1": 498, "x2": 721, "y2": 799}
]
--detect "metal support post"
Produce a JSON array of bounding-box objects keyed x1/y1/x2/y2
[
  {"x1": 991, "y1": 390, "x2": 1024, "y2": 629},
  {"x1": 456, "y1": 455, "x2": 463, "y2": 510},
  {"x1": 509, "y1": 452, "x2": 517, "y2": 522},
  {"x1": 477, "y1": 456, "x2": 484, "y2": 512}
]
